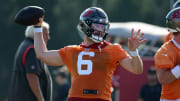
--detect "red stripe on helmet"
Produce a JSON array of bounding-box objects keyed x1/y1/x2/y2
[
  {"x1": 172, "y1": 11, "x2": 180, "y2": 19},
  {"x1": 83, "y1": 10, "x2": 93, "y2": 17}
]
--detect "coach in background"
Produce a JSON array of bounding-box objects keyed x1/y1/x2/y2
[
  {"x1": 154, "y1": 8, "x2": 180, "y2": 101},
  {"x1": 8, "y1": 21, "x2": 52, "y2": 101}
]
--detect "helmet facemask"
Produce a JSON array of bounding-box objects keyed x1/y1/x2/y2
[{"x1": 89, "y1": 22, "x2": 109, "y2": 43}]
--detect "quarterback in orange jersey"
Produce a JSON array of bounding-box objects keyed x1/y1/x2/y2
[
  {"x1": 33, "y1": 7, "x2": 146, "y2": 101},
  {"x1": 154, "y1": 7, "x2": 180, "y2": 101}
]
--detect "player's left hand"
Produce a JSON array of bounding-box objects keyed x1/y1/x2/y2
[{"x1": 128, "y1": 28, "x2": 146, "y2": 51}]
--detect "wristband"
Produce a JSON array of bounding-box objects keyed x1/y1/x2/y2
[
  {"x1": 129, "y1": 49, "x2": 139, "y2": 57},
  {"x1": 33, "y1": 27, "x2": 42, "y2": 33},
  {"x1": 171, "y1": 65, "x2": 180, "y2": 79}
]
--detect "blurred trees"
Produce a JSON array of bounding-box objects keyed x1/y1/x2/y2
[{"x1": 0, "y1": 0, "x2": 173, "y2": 100}]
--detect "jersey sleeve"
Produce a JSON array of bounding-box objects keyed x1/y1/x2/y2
[
  {"x1": 154, "y1": 49, "x2": 174, "y2": 69},
  {"x1": 25, "y1": 49, "x2": 41, "y2": 74},
  {"x1": 112, "y1": 44, "x2": 129, "y2": 62},
  {"x1": 58, "y1": 47, "x2": 68, "y2": 65},
  {"x1": 58, "y1": 47, "x2": 73, "y2": 73}
]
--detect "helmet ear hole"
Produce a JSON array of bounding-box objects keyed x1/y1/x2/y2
[
  {"x1": 86, "y1": 20, "x2": 92, "y2": 26},
  {"x1": 79, "y1": 22, "x2": 84, "y2": 27},
  {"x1": 80, "y1": 23, "x2": 84, "y2": 27},
  {"x1": 86, "y1": 30, "x2": 91, "y2": 37},
  {"x1": 86, "y1": 29, "x2": 94, "y2": 37}
]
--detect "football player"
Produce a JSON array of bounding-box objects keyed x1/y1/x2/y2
[
  {"x1": 164, "y1": 0, "x2": 180, "y2": 43},
  {"x1": 33, "y1": 7, "x2": 146, "y2": 101},
  {"x1": 154, "y1": 7, "x2": 180, "y2": 101}
]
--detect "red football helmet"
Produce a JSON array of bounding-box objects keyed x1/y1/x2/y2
[
  {"x1": 166, "y1": 7, "x2": 180, "y2": 33},
  {"x1": 78, "y1": 7, "x2": 110, "y2": 43}
]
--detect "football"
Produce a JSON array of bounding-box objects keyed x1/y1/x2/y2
[{"x1": 15, "y1": 6, "x2": 45, "y2": 26}]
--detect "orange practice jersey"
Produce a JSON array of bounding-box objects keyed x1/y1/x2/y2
[
  {"x1": 154, "y1": 40, "x2": 180, "y2": 100},
  {"x1": 58, "y1": 42, "x2": 129, "y2": 100}
]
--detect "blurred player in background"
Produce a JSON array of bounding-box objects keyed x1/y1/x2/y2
[
  {"x1": 8, "y1": 22, "x2": 52, "y2": 101},
  {"x1": 53, "y1": 66, "x2": 70, "y2": 101},
  {"x1": 154, "y1": 7, "x2": 180, "y2": 101},
  {"x1": 33, "y1": 7, "x2": 146, "y2": 101},
  {"x1": 138, "y1": 67, "x2": 161, "y2": 101}
]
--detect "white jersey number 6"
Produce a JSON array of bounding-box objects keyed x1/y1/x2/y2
[{"x1": 77, "y1": 51, "x2": 95, "y2": 75}]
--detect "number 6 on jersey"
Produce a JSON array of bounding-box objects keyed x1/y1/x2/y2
[{"x1": 77, "y1": 51, "x2": 95, "y2": 75}]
